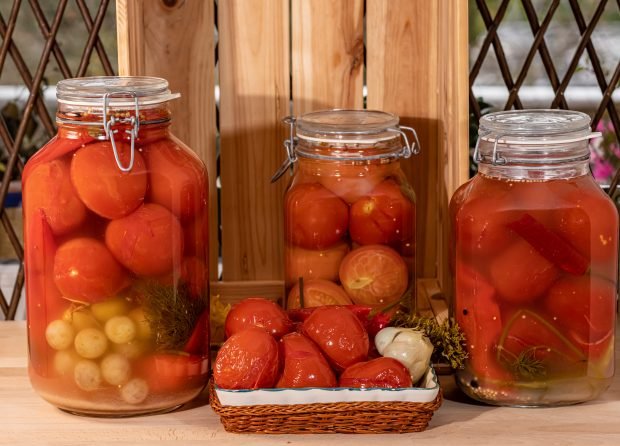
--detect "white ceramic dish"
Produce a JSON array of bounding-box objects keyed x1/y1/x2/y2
[{"x1": 215, "y1": 366, "x2": 440, "y2": 407}]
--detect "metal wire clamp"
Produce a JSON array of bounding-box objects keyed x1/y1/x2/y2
[{"x1": 103, "y1": 91, "x2": 140, "y2": 172}]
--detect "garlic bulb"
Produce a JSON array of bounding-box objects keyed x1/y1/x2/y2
[{"x1": 375, "y1": 327, "x2": 433, "y2": 383}]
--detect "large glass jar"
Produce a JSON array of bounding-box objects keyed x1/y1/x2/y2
[
  {"x1": 23, "y1": 77, "x2": 210, "y2": 416},
  {"x1": 277, "y1": 110, "x2": 419, "y2": 311},
  {"x1": 452, "y1": 109, "x2": 618, "y2": 406}
]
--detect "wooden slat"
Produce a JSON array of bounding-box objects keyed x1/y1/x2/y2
[
  {"x1": 115, "y1": 0, "x2": 218, "y2": 279},
  {"x1": 218, "y1": 0, "x2": 290, "y2": 281},
  {"x1": 211, "y1": 280, "x2": 284, "y2": 305},
  {"x1": 418, "y1": 278, "x2": 449, "y2": 325},
  {"x1": 367, "y1": 0, "x2": 469, "y2": 293},
  {"x1": 291, "y1": 0, "x2": 364, "y2": 113},
  {"x1": 437, "y1": 0, "x2": 470, "y2": 298}
]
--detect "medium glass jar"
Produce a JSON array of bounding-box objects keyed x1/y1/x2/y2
[
  {"x1": 452, "y1": 109, "x2": 618, "y2": 406},
  {"x1": 276, "y1": 110, "x2": 419, "y2": 311},
  {"x1": 23, "y1": 77, "x2": 210, "y2": 416}
]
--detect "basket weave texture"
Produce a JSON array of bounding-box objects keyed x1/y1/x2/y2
[{"x1": 209, "y1": 381, "x2": 443, "y2": 434}]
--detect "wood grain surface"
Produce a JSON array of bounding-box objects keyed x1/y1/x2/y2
[
  {"x1": 1, "y1": 321, "x2": 619, "y2": 445},
  {"x1": 218, "y1": 0, "x2": 290, "y2": 282},
  {"x1": 292, "y1": 0, "x2": 364, "y2": 114}
]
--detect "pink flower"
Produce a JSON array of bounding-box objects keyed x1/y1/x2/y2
[{"x1": 591, "y1": 160, "x2": 615, "y2": 181}]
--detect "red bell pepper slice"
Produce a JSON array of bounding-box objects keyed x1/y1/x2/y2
[
  {"x1": 456, "y1": 262, "x2": 512, "y2": 381},
  {"x1": 25, "y1": 209, "x2": 69, "y2": 377},
  {"x1": 507, "y1": 213, "x2": 589, "y2": 275},
  {"x1": 183, "y1": 309, "x2": 210, "y2": 355}
]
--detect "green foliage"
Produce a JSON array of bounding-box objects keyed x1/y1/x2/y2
[
  {"x1": 511, "y1": 348, "x2": 547, "y2": 380},
  {"x1": 140, "y1": 281, "x2": 206, "y2": 351},
  {"x1": 391, "y1": 312, "x2": 468, "y2": 370}
]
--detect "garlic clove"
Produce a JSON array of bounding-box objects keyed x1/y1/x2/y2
[
  {"x1": 383, "y1": 342, "x2": 431, "y2": 384},
  {"x1": 374, "y1": 327, "x2": 402, "y2": 355}
]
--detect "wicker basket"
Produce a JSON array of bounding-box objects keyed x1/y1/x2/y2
[{"x1": 209, "y1": 381, "x2": 443, "y2": 434}]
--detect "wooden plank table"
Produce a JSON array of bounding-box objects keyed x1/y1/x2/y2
[{"x1": 1, "y1": 321, "x2": 619, "y2": 445}]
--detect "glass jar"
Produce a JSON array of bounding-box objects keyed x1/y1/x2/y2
[
  {"x1": 452, "y1": 109, "x2": 618, "y2": 406},
  {"x1": 276, "y1": 110, "x2": 419, "y2": 311},
  {"x1": 23, "y1": 76, "x2": 210, "y2": 416}
]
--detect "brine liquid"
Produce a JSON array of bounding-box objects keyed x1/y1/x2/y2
[
  {"x1": 23, "y1": 120, "x2": 210, "y2": 415},
  {"x1": 453, "y1": 173, "x2": 617, "y2": 406}
]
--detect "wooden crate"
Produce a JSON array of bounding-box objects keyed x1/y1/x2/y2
[{"x1": 115, "y1": 0, "x2": 469, "y2": 326}]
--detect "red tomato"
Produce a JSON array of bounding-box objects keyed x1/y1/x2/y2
[
  {"x1": 213, "y1": 327, "x2": 280, "y2": 389},
  {"x1": 489, "y1": 239, "x2": 559, "y2": 304},
  {"x1": 309, "y1": 160, "x2": 396, "y2": 204},
  {"x1": 339, "y1": 357, "x2": 412, "y2": 389},
  {"x1": 53, "y1": 237, "x2": 128, "y2": 303},
  {"x1": 225, "y1": 297, "x2": 293, "y2": 339},
  {"x1": 287, "y1": 279, "x2": 352, "y2": 309},
  {"x1": 23, "y1": 158, "x2": 87, "y2": 236},
  {"x1": 285, "y1": 241, "x2": 349, "y2": 286},
  {"x1": 339, "y1": 245, "x2": 409, "y2": 306},
  {"x1": 285, "y1": 182, "x2": 349, "y2": 250},
  {"x1": 456, "y1": 262, "x2": 512, "y2": 381},
  {"x1": 145, "y1": 138, "x2": 207, "y2": 221},
  {"x1": 105, "y1": 203, "x2": 184, "y2": 276},
  {"x1": 456, "y1": 196, "x2": 518, "y2": 259},
  {"x1": 349, "y1": 179, "x2": 414, "y2": 246},
  {"x1": 155, "y1": 256, "x2": 207, "y2": 299},
  {"x1": 543, "y1": 276, "x2": 616, "y2": 359},
  {"x1": 140, "y1": 353, "x2": 209, "y2": 393},
  {"x1": 277, "y1": 332, "x2": 336, "y2": 388},
  {"x1": 302, "y1": 306, "x2": 369, "y2": 371},
  {"x1": 70, "y1": 141, "x2": 147, "y2": 219},
  {"x1": 498, "y1": 309, "x2": 586, "y2": 376}
]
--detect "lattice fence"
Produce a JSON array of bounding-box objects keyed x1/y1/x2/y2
[
  {"x1": 469, "y1": 0, "x2": 620, "y2": 189},
  {"x1": 0, "y1": 0, "x2": 117, "y2": 320}
]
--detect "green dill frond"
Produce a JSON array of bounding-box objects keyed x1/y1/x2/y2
[
  {"x1": 511, "y1": 348, "x2": 546, "y2": 380},
  {"x1": 391, "y1": 312, "x2": 468, "y2": 370},
  {"x1": 139, "y1": 281, "x2": 206, "y2": 351}
]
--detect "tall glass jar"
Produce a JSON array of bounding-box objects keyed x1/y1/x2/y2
[
  {"x1": 276, "y1": 110, "x2": 419, "y2": 311},
  {"x1": 23, "y1": 77, "x2": 210, "y2": 416},
  {"x1": 452, "y1": 109, "x2": 618, "y2": 406}
]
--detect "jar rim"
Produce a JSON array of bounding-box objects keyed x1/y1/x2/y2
[
  {"x1": 479, "y1": 109, "x2": 595, "y2": 144},
  {"x1": 57, "y1": 76, "x2": 180, "y2": 107},
  {"x1": 296, "y1": 109, "x2": 400, "y2": 142}
]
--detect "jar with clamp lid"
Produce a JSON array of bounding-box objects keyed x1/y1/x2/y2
[
  {"x1": 23, "y1": 76, "x2": 210, "y2": 415},
  {"x1": 451, "y1": 109, "x2": 618, "y2": 406},
  {"x1": 274, "y1": 109, "x2": 420, "y2": 311}
]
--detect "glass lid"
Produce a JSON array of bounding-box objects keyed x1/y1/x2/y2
[
  {"x1": 479, "y1": 109, "x2": 597, "y2": 144},
  {"x1": 296, "y1": 109, "x2": 400, "y2": 143},
  {"x1": 57, "y1": 76, "x2": 180, "y2": 107}
]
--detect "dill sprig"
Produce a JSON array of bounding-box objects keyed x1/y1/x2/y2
[
  {"x1": 511, "y1": 348, "x2": 546, "y2": 380},
  {"x1": 140, "y1": 281, "x2": 207, "y2": 351},
  {"x1": 391, "y1": 312, "x2": 468, "y2": 370}
]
